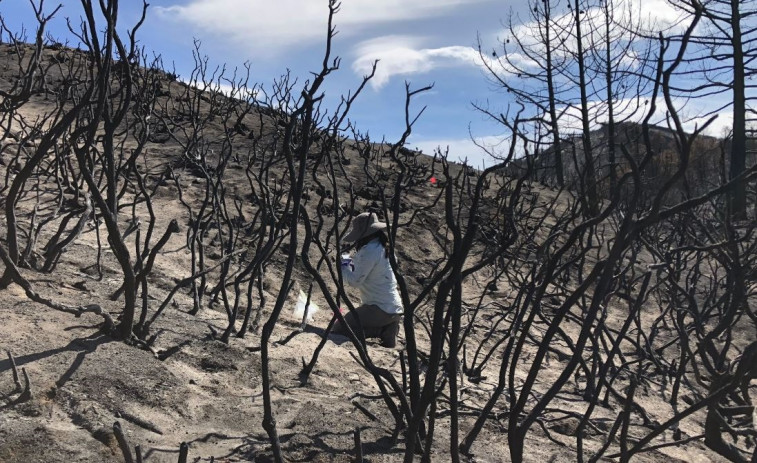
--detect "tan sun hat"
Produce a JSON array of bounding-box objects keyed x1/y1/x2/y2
[{"x1": 344, "y1": 212, "x2": 386, "y2": 243}]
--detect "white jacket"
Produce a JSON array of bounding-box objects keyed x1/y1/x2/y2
[{"x1": 342, "y1": 239, "x2": 403, "y2": 314}]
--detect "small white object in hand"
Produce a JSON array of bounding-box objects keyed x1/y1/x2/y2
[{"x1": 341, "y1": 254, "x2": 354, "y2": 271}]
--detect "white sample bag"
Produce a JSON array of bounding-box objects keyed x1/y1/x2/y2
[{"x1": 293, "y1": 290, "x2": 319, "y2": 322}]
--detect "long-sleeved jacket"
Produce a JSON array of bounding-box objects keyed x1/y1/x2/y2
[{"x1": 342, "y1": 239, "x2": 403, "y2": 314}]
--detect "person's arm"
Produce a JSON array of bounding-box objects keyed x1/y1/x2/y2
[{"x1": 342, "y1": 244, "x2": 379, "y2": 288}]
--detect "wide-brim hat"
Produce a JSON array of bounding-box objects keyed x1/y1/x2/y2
[{"x1": 344, "y1": 212, "x2": 386, "y2": 243}]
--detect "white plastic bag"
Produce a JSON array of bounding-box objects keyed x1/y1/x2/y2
[{"x1": 293, "y1": 290, "x2": 319, "y2": 322}]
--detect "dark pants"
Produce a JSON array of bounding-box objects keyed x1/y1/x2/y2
[{"x1": 333, "y1": 304, "x2": 402, "y2": 347}]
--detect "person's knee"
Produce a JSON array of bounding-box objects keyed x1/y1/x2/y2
[
  {"x1": 380, "y1": 320, "x2": 400, "y2": 348},
  {"x1": 333, "y1": 312, "x2": 360, "y2": 336}
]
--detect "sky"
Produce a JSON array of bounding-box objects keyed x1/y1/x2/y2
[{"x1": 0, "y1": 0, "x2": 745, "y2": 167}]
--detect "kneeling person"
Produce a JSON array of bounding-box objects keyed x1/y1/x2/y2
[{"x1": 334, "y1": 212, "x2": 403, "y2": 348}]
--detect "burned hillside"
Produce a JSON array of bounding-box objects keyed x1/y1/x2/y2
[{"x1": 1, "y1": 2, "x2": 756, "y2": 463}]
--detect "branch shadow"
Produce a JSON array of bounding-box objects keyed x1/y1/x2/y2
[
  {"x1": 140, "y1": 428, "x2": 402, "y2": 463},
  {"x1": 0, "y1": 332, "x2": 110, "y2": 388},
  {"x1": 279, "y1": 429, "x2": 403, "y2": 463},
  {"x1": 141, "y1": 431, "x2": 257, "y2": 461},
  {"x1": 151, "y1": 432, "x2": 274, "y2": 462},
  {"x1": 274, "y1": 322, "x2": 345, "y2": 346}
]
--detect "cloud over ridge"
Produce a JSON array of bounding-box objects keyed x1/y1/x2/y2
[
  {"x1": 157, "y1": 0, "x2": 493, "y2": 55},
  {"x1": 351, "y1": 35, "x2": 488, "y2": 89}
]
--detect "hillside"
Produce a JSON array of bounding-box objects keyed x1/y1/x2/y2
[
  {"x1": 0, "y1": 28, "x2": 755, "y2": 463},
  {"x1": 516, "y1": 121, "x2": 757, "y2": 209}
]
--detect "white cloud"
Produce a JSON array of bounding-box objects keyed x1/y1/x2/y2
[
  {"x1": 554, "y1": 95, "x2": 735, "y2": 138},
  {"x1": 631, "y1": 0, "x2": 692, "y2": 32},
  {"x1": 676, "y1": 105, "x2": 735, "y2": 138},
  {"x1": 352, "y1": 35, "x2": 488, "y2": 89},
  {"x1": 497, "y1": 0, "x2": 691, "y2": 73},
  {"x1": 176, "y1": 75, "x2": 260, "y2": 101},
  {"x1": 412, "y1": 99, "x2": 735, "y2": 170},
  {"x1": 156, "y1": 0, "x2": 493, "y2": 56},
  {"x1": 410, "y1": 134, "x2": 511, "y2": 167}
]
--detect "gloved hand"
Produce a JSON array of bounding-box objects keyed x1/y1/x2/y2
[{"x1": 341, "y1": 254, "x2": 354, "y2": 272}]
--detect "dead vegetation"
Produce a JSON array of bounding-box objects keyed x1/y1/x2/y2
[{"x1": 0, "y1": 1, "x2": 756, "y2": 462}]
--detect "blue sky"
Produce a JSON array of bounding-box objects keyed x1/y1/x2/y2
[{"x1": 0, "y1": 0, "x2": 742, "y2": 167}]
